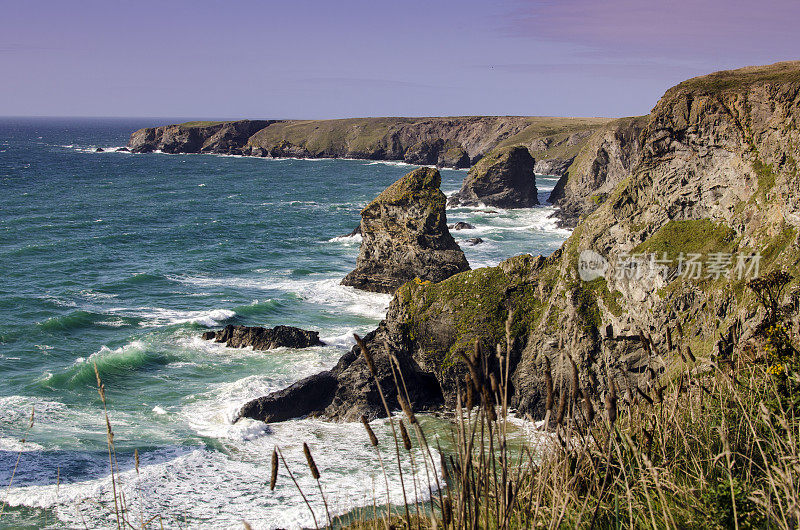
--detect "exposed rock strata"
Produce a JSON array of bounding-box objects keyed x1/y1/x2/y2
[
  {"x1": 202, "y1": 324, "x2": 323, "y2": 350},
  {"x1": 448, "y1": 146, "x2": 538, "y2": 208},
  {"x1": 341, "y1": 167, "x2": 469, "y2": 293},
  {"x1": 548, "y1": 117, "x2": 646, "y2": 226},
  {"x1": 534, "y1": 157, "x2": 574, "y2": 176}
]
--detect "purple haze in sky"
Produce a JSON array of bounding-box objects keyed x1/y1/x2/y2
[{"x1": 1, "y1": 0, "x2": 797, "y2": 119}]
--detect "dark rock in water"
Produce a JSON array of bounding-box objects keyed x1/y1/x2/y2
[
  {"x1": 449, "y1": 221, "x2": 475, "y2": 230},
  {"x1": 438, "y1": 144, "x2": 471, "y2": 169},
  {"x1": 95, "y1": 148, "x2": 104, "y2": 152},
  {"x1": 345, "y1": 224, "x2": 361, "y2": 237},
  {"x1": 465, "y1": 237, "x2": 484, "y2": 246},
  {"x1": 402, "y1": 138, "x2": 470, "y2": 169},
  {"x1": 203, "y1": 324, "x2": 323, "y2": 350},
  {"x1": 448, "y1": 146, "x2": 538, "y2": 208},
  {"x1": 238, "y1": 327, "x2": 445, "y2": 423},
  {"x1": 238, "y1": 370, "x2": 340, "y2": 423},
  {"x1": 341, "y1": 167, "x2": 470, "y2": 294},
  {"x1": 403, "y1": 138, "x2": 443, "y2": 165},
  {"x1": 116, "y1": 147, "x2": 129, "y2": 152}
]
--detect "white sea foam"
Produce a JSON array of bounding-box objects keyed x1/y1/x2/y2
[
  {"x1": 170, "y1": 274, "x2": 391, "y2": 320},
  {"x1": 3, "y1": 425, "x2": 441, "y2": 529},
  {"x1": 103, "y1": 306, "x2": 237, "y2": 327},
  {"x1": 327, "y1": 232, "x2": 363, "y2": 243},
  {"x1": 364, "y1": 160, "x2": 420, "y2": 168}
]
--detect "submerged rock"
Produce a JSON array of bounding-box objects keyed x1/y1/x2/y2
[
  {"x1": 203, "y1": 324, "x2": 323, "y2": 350},
  {"x1": 448, "y1": 146, "x2": 538, "y2": 208},
  {"x1": 465, "y1": 237, "x2": 484, "y2": 246},
  {"x1": 341, "y1": 167, "x2": 470, "y2": 293},
  {"x1": 449, "y1": 221, "x2": 475, "y2": 230}
]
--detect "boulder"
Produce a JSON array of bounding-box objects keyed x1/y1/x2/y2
[
  {"x1": 448, "y1": 146, "x2": 538, "y2": 208},
  {"x1": 465, "y1": 237, "x2": 484, "y2": 246},
  {"x1": 449, "y1": 221, "x2": 475, "y2": 230},
  {"x1": 203, "y1": 324, "x2": 323, "y2": 350},
  {"x1": 341, "y1": 167, "x2": 470, "y2": 293}
]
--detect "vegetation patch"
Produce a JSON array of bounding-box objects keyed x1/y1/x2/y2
[{"x1": 633, "y1": 219, "x2": 737, "y2": 257}]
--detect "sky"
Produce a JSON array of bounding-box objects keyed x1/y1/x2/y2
[{"x1": 1, "y1": 0, "x2": 797, "y2": 119}]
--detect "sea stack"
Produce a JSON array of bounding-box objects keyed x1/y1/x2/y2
[
  {"x1": 448, "y1": 145, "x2": 538, "y2": 208},
  {"x1": 202, "y1": 324, "x2": 324, "y2": 350},
  {"x1": 342, "y1": 166, "x2": 470, "y2": 293}
]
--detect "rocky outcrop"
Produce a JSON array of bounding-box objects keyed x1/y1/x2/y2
[
  {"x1": 241, "y1": 61, "x2": 800, "y2": 425},
  {"x1": 548, "y1": 117, "x2": 646, "y2": 226},
  {"x1": 128, "y1": 116, "x2": 610, "y2": 169},
  {"x1": 534, "y1": 157, "x2": 574, "y2": 176},
  {"x1": 403, "y1": 139, "x2": 470, "y2": 168},
  {"x1": 448, "y1": 146, "x2": 538, "y2": 208},
  {"x1": 202, "y1": 324, "x2": 323, "y2": 350},
  {"x1": 238, "y1": 327, "x2": 445, "y2": 422},
  {"x1": 341, "y1": 167, "x2": 470, "y2": 293}
]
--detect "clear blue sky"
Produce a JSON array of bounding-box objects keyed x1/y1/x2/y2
[{"x1": 1, "y1": 0, "x2": 797, "y2": 119}]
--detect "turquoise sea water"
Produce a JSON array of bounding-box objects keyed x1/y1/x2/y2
[{"x1": 0, "y1": 118, "x2": 569, "y2": 528}]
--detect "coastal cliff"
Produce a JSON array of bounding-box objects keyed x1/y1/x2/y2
[
  {"x1": 239, "y1": 61, "x2": 800, "y2": 423},
  {"x1": 127, "y1": 116, "x2": 610, "y2": 171}
]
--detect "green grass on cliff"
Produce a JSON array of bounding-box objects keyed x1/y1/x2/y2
[
  {"x1": 179, "y1": 120, "x2": 226, "y2": 129},
  {"x1": 667, "y1": 61, "x2": 800, "y2": 97},
  {"x1": 398, "y1": 255, "x2": 549, "y2": 368},
  {"x1": 633, "y1": 219, "x2": 738, "y2": 257}
]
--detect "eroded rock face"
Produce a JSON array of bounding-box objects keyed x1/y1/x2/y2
[
  {"x1": 534, "y1": 157, "x2": 574, "y2": 176},
  {"x1": 341, "y1": 167, "x2": 470, "y2": 293},
  {"x1": 202, "y1": 325, "x2": 323, "y2": 350},
  {"x1": 448, "y1": 146, "x2": 538, "y2": 208},
  {"x1": 548, "y1": 117, "x2": 646, "y2": 227}
]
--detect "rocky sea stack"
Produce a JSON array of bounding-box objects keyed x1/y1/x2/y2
[
  {"x1": 202, "y1": 324, "x2": 323, "y2": 350},
  {"x1": 341, "y1": 166, "x2": 470, "y2": 293},
  {"x1": 448, "y1": 146, "x2": 538, "y2": 208}
]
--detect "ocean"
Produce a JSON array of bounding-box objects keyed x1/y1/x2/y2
[{"x1": 0, "y1": 118, "x2": 569, "y2": 528}]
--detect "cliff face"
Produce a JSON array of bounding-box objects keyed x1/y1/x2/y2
[
  {"x1": 239, "y1": 61, "x2": 800, "y2": 424},
  {"x1": 548, "y1": 116, "x2": 646, "y2": 226},
  {"x1": 341, "y1": 167, "x2": 470, "y2": 293},
  {"x1": 128, "y1": 116, "x2": 610, "y2": 169},
  {"x1": 128, "y1": 120, "x2": 275, "y2": 154}
]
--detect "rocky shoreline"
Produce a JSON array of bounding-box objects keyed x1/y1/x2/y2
[{"x1": 232, "y1": 61, "x2": 800, "y2": 425}]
